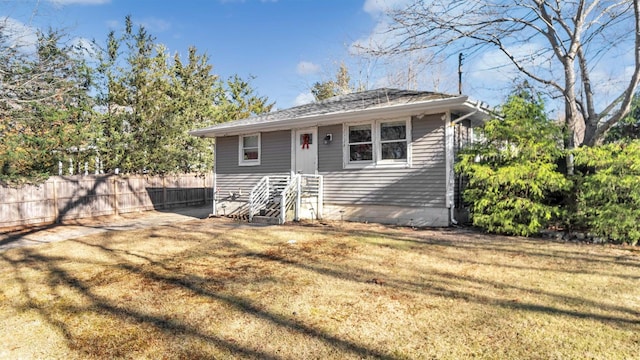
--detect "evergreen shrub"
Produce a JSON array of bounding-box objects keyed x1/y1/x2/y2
[
  {"x1": 573, "y1": 141, "x2": 640, "y2": 245},
  {"x1": 456, "y1": 91, "x2": 571, "y2": 236}
]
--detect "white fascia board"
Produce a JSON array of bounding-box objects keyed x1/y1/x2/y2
[{"x1": 190, "y1": 96, "x2": 474, "y2": 138}]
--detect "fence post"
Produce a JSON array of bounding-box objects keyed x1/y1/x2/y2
[
  {"x1": 112, "y1": 177, "x2": 119, "y2": 216},
  {"x1": 203, "y1": 175, "x2": 207, "y2": 204},
  {"x1": 280, "y1": 192, "x2": 286, "y2": 225},
  {"x1": 295, "y1": 176, "x2": 301, "y2": 222},
  {"x1": 52, "y1": 177, "x2": 59, "y2": 223},
  {"x1": 162, "y1": 176, "x2": 167, "y2": 209},
  {"x1": 317, "y1": 175, "x2": 323, "y2": 220}
]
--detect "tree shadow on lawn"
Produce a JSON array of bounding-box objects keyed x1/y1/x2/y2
[
  {"x1": 323, "y1": 222, "x2": 640, "y2": 270},
  {"x1": 158, "y1": 221, "x2": 640, "y2": 327},
  {"x1": 234, "y1": 230, "x2": 640, "y2": 328},
  {"x1": 0, "y1": 225, "x2": 401, "y2": 359},
  {"x1": 1, "y1": 219, "x2": 639, "y2": 359},
  {"x1": 1, "y1": 176, "x2": 116, "y2": 248},
  {"x1": 0, "y1": 173, "x2": 210, "y2": 251}
]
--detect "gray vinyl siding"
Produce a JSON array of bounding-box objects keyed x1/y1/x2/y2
[
  {"x1": 319, "y1": 113, "x2": 446, "y2": 208},
  {"x1": 216, "y1": 130, "x2": 291, "y2": 174},
  {"x1": 318, "y1": 124, "x2": 343, "y2": 172}
]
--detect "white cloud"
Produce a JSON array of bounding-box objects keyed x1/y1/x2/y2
[
  {"x1": 0, "y1": 18, "x2": 98, "y2": 61},
  {"x1": 220, "y1": 0, "x2": 277, "y2": 3},
  {"x1": 350, "y1": 20, "x2": 396, "y2": 55},
  {"x1": 294, "y1": 92, "x2": 315, "y2": 106},
  {"x1": 105, "y1": 20, "x2": 119, "y2": 29},
  {"x1": 48, "y1": 0, "x2": 110, "y2": 5},
  {"x1": 137, "y1": 17, "x2": 171, "y2": 32},
  {"x1": 70, "y1": 37, "x2": 98, "y2": 59},
  {"x1": 296, "y1": 61, "x2": 321, "y2": 76},
  {"x1": 363, "y1": 0, "x2": 410, "y2": 15},
  {"x1": 0, "y1": 17, "x2": 38, "y2": 53},
  {"x1": 106, "y1": 17, "x2": 171, "y2": 32},
  {"x1": 470, "y1": 43, "x2": 550, "y2": 84}
]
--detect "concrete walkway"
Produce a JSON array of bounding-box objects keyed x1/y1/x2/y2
[{"x1": 0, "y1": 205, "x2": 214, "y2": 252}]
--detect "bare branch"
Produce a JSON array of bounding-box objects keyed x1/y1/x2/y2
[
  {"x1": 590, "y1": 0, "x2": 640, "y2": 144},
  {"x1": 360, "y1": 0, "x2": 640, "y2": 146}
]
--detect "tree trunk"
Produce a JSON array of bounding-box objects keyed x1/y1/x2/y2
[{"x1": 582, "y1": 120, "x2": 599, "y2": 147}]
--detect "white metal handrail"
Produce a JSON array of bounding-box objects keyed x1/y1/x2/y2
[
  {"x1": 248, "y1": 176, "x2": 270, "y2": 222},
  {"x1": 300, "y1": 174, "x2": 321, "y2": 194},
  {"x1": 300, "y1": 174, "x2": 323, "y2": 220},
  {"x1": 268, "y1": 175, "x2": 290, "y2": 200},
  {"x1": 279, "y1": 174, "x2": 300, "y2": 224},
  {"x1": 249, "y1": 174, "x2": 323, "y2": 223},
  {"x1": 249, "y1": 175, "x2": 292, "y2": 221}
]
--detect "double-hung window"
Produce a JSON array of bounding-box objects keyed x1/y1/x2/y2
[
  {"x1": 379, "y1": 121, "x2": 407, "y2": 162},
  {"x1": 344, "y1": 118, "x2": 410, "y2": 168},
  {"x1": 348, "y1": 124, "x2": 373, "y2": 163},
  {"x1": 239, "y1": 134, "x2": 260, "y2": 166}
]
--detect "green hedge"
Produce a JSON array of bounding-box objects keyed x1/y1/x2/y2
[
  {"x1": 573, "y1": 141, "x2": 640, "y2": 245},
  {"x1": 456, "y1": 91, "x2": 571, "y2": 236}
]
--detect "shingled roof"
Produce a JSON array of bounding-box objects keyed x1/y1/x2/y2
[
  {"x1": 190, "y1": 88, "x2": 486, "y2": 137},
  {"x1": 259, "y1": 88, "x2": 454, "y2": 120}
]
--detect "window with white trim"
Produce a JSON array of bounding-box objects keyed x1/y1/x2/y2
[
  {"x1": 344, "y1": 119, "x2": 411, "y2": 168},
  {"x1": 348, "y1": 124, "x2": 373, "y2": 163},
  {"x1": 379, "y1": 121, "x2": 408, "y2": 161},
  {"x1": 239, "y1": 134, "x2": 260, "y2": 166}
]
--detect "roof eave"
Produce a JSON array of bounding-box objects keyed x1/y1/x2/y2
[{"x1": 190, "y1": 95, "x2": 485, "y2": 138}]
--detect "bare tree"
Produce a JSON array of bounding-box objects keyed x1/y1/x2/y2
[
  {"x1": 362, "y1": 0, "x2": 640, "y2": 147},
  {"x1": 1, "y1": 12, "x2": 98, "y2": 181},
  {"x1": 0, "y1": 16, "x2": 91, "y2": 112},
  {"x1": 378, "y1": 52, "x2": 451, "y2": 93}
]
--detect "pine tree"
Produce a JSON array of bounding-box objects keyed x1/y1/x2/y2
[
  {"x1": 456, "y1": 87, "x2": 571, "y2": 236},
  {"x1": 311, "y1": 62, "x2": 360, "y2": 102},
  {"x1": 0, "y1": 28, "x2": 96, "y2": 182},
  {"x1": 94, "y1": 16, "x2": 273, "y2": 175}
]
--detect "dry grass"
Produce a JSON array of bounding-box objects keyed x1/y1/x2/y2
[{"x1": 1, "y1": 218, "x2": 639, "y2": 359}]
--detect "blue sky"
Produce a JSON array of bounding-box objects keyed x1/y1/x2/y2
[
  {"x1": 3, "y1": 0, "x2": 635, "y2": 114},
  {"x1": 4, "y1": 0, "x2": 394, "y2": 109}
]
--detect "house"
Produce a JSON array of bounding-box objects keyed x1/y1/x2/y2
[{"x1": 189, "y1": 88, "x2": 490, "y2": 226}]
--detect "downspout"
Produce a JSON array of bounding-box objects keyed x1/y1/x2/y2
[
  {"x1": 444, "y1": 112, "x2": 457, "y2": 226},
  {"x1": 448, "y1": 101, "x2": 480, "y2": 225},
  {"x1": 211, "y1": 141, "x2": 217, "y2": 216},
  {"x1": 450, "y1": 101, "x2": 481, "y2": 126}
]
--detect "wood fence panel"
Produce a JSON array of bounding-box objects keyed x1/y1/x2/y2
[
  {"x1": 0, "y1": 173, "x2": 213, "y2": 229},
  {"x1": 55, "y1": 176, "x2": 114, "y2": 220},
  {"x1": 165, "y1": 175, "x2": 209, "y2": 208},
  {"x1": 117, "y1": 176, "x2": 153, "y2": 213},
  {"x1": 0, "y1": 181, "x2": 56, "y2": 227}
]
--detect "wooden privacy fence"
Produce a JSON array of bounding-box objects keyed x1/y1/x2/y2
[{"x1": 0, "y1": 174, "x2": 213, "y2": 229}]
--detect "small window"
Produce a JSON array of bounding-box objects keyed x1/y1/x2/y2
[
  {"x1": 239, "y1": 134, "x2": 260, "y2": 166},
  {"x1": 348, "y1": 124, "x2": 373, "y2": 162},
  {"x1": 300, "y1": 133, "x2": 313, "y2": 148},
  {"x1": 380, "y1": 121, "x2": 407, "y2": 161}
]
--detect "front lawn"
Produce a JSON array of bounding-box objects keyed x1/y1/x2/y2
[{"x1": 1, "y1": 219, "x2": 638, "y2": 359}]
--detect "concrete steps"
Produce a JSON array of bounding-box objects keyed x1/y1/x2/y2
[
  {"x1": 251, "y1": 201, "x2": 281, "y2": 224},
  {"x1": 250, "y1": 215, "x2": 282, "y2": 225}
]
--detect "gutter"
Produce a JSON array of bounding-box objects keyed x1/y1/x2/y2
[
  {"x1": 448, "y1": 101, "x2": 483, "y2": 226},
  {"x1": 190, "y1": 96, "x2": 472, "y2": 138},
  {"x1": 450, "y1": 100, "x2": 481, "y2": 126}
]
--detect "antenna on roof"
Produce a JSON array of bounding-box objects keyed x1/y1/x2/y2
[{"x1": 458, "y1": 53, "x2": 464, "y2": 95}]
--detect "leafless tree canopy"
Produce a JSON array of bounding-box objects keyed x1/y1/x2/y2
[
  {"x1": 365, "y1": 0, "x2": 640, "y2": 146},
  {"x1": 0, "y1": 18, "x2": 90, "y2": 114}
]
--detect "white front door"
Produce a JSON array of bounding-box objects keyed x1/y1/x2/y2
[{"x1": 294, "y1": 128, "x2": 317, "y2": 174}]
